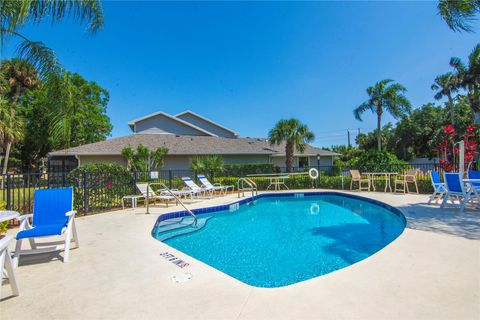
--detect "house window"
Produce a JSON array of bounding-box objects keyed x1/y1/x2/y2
[{"x1": 298, "y1": 157, "x2": 309, "y2": 168}]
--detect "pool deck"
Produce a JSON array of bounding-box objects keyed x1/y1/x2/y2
[{"x1": 1, "y1": 190, "x2": 479, "y2": 320}]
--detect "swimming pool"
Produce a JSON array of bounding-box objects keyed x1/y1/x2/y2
[{"x1": 153, "y1": 193, "x2": 405, "y2": 288}]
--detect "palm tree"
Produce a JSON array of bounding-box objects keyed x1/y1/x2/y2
[
  {"x1": 0, "y1": 59, "x2": 39, "y2": 173},
  {"x1": 268, "y1": 118, "x2": 315, "y2": 173},
  {"x1": 438, "y1": 0, "x2": 480, "y2": 32},
  {"x1": 354, "y1": 79, "x2": 411, "y2": 151},
  {"x1": 431, "y1": 72, "x2": 458, "y2": 125},
  {"x1": 190, "y1": 155, "x2": 224, "y2": 180},
  {"x1": 0, "y1": 0, "x2": 104, "y2": 78},
  {"x1": 0, "y1": 98, "x2": 24, "y2": 174},
  {"x1": 0, "y1": 59, "x2": 40, "y2": 103},
  {"x1": 450, "y1": 43, "x2": 480, "y2": 122}
]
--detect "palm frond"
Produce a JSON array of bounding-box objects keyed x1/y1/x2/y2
[
  {"x1": 438, "y1": 0, "x2": 479, "y2": 32},
  {"x1": 353, "y1": 102, "x2": 373, "y2": 121},
  {"x1": 27, "y1": 0, "x2": 104, "y2": 33},
  {"x1": 16, "y1": 39, "x2": 62, "y2": 78}
]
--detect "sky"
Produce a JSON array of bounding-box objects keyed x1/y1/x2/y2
[{"x1": 2, "y1": 1, "x2": 479, "y2": 147}]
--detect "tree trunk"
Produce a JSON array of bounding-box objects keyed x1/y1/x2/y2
[
  {"x1": 285, "y1": 141, "x2": 294, "y2": 173},
  {"x1": 2, "y1": 142, "x2": 12, "y2": 174},
  {"x1": 447, "y1": 93, "x2": 455, "y2": 125},
  {"x1": 376, "y1": 104, "x2": 382, "y2": 152}
]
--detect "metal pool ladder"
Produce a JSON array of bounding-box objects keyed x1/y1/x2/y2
[
  {"x1": 146, "y1": 182, "x2": 198, "y2": 227},
  {"x1": 237, "y1": 178, "x2": 258, "y2": 198}
]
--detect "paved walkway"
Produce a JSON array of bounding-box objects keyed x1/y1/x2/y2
[{"x1": 1, "y1": 190, "x2": 479, "y2": 320}]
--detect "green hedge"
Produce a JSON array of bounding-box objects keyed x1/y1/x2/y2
[{"x1": 216, "y1": 173, "x2": 433, "y2": 194}]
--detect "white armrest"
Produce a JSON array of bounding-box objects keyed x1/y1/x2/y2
[
  {"x1": 66, "y1": 210, "x2": 77, "y2": 217},
  {"x1": 16, "y1": 214, "x2": 33, "y2": 221},
  {"x1": 0, "y1": 235, "x2": 14, "y2": 251}
]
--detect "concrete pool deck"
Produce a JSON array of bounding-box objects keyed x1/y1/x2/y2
[{"x1": 1, "y1": 190, "x2": 479, "y2": 320}]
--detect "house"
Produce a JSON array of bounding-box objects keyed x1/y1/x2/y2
[{"x1": 48, "y1": 110, "x2": 339, "y2": 172}]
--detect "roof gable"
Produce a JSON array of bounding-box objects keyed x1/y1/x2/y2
[
  {"x1": 175, "y1": 110, "x2": 238, "y2": 138},
  {"x1": 128, "y1": 111, "x2": 217, "y2": 136}
]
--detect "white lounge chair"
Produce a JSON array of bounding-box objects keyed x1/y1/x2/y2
[
  {"x1": 181, "y1": 177, "x2": 213, "y2": 197},
  {"x1": 13, "y1": 187, "x2": 79, "y2": 266},
  {"x1": 441, "y1": 172, "x2": 480, "y2": 212},
  {"x1": 1, "y1": 235, "x2": 20, "y2": 297},
  {"x1": 135, "y1": 184, "x2": 177, "y2": 207},
  {"x1": 197, "y1": 174, "x2": 234, "y2": 195}
]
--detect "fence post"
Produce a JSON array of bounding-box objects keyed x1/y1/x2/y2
[
  {"x1": 5, "y1": 173, "x2": 11, "y2": 210},
  {"x1": 341, "y1": 169, "x2": 344, "y2": 190},
  {"x1": 83, "y1": 171, "x2": 89, "y2": 213},
  {"x1": 168, "y1": 170, "x2": 172, "y2": 189},
  {"x1": 133, "y1": 171, "x2": 137, "y2": 194}
]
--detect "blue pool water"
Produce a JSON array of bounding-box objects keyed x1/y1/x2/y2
[{"x1": 160, "y1": 194, "x2": 405, "y2": 288}]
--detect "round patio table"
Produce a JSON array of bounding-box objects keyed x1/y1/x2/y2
[
  {"x1": 364, "y1": 172, "x2": 398, "y2": 192},
  {"x1": 266, "y1": 176, "x2": 289, "y2": 191}
]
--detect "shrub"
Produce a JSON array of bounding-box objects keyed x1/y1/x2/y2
[
  {"x1": 346, "y1": 150, "x2": 408, "y2": 172},
  {"x1": 0, "y1": 201, "x2": 7, "y2": 234},
  {"x1": 68, "y1": 163, "x2": 134, "y2": 211}
]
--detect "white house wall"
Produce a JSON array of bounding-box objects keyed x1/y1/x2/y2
[{"x1": 271, "y1": 156, "x2": 333, "y2": 169}]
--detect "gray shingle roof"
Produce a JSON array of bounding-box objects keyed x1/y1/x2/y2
[{"x1": 49, "y1": 134, "x2": 340, "y2": 157}]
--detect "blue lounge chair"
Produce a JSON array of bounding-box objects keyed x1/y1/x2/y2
[
  {"x1": 428, "y1": 171, "x2": 446, "y2": 204},
  {"x1": 468, "y1": 170, "x2": 480, "y2": 189},
  {"x1": 441, "y1": 173, "x2": 479, "y2": 212},
  {"x1": 13, "y1": 188, "x2": 79, "y2": 266}
]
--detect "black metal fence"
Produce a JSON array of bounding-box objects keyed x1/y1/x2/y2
[{"x1": 1, "y1": 163, "x2": 477, "y2": 215}]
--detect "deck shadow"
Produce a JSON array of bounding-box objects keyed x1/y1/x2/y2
[{"x1": 397, "y1": 203, "x2": 480, "y2": 240}]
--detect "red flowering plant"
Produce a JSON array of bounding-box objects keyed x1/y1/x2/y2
[{"x1": 434, "y1": 124, "x2": 479, "y2": 172}]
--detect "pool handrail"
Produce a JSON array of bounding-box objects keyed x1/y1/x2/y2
[
  {"x1": 146, "y1": 182, "x2": 197, "y2": 226},
  {"x1": 237, "y1": 178, "x2": 258, "y2": 198}
]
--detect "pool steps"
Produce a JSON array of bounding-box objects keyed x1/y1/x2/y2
[{"x1": 155, "y1": 216, "x2": 210, "y2": 241}]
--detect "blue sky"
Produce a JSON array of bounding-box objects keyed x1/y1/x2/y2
[{"x1": 2, "y1": 1, "x2": 478, "y2": 147}]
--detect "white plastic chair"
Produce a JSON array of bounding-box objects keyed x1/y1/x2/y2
[{"x1": 1, "y1": 235, "x2": 20, "y2": 297}]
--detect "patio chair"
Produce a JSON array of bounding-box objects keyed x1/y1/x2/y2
[
  {"x1": 197, "y1": 174, "x2": 234, "y2": 195},
  {"x1": 441, "y1": 172, "x2": 480, "y2": 212},
  {"x1": 394, "y1": 169, "x2": 419, "y2": 194},
  {"x1": 428, "y1": 171, "x2": 447, "y2": 204},
  {"x1": 1, "y1": 235, "x2": 20, "y2": 297},
  {"x1": 13, "y1": 188, "x2": 79, "y2": 266},
  {"x1": 349, "y1": 170, "x2": 370, "y2": 191},
  {"x1": 135, "y1": 183, "x2": 177, "y2": 207},
  {"x1": 181, "y1": 177, "x2": 213, "y2": 197},
  {"x1": 468, "y1": 170, "x2": 480, "y2": 190}
]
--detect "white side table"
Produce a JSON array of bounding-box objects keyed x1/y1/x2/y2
[
  {"x1": 0, "y1": 210, "x2": 20, "y2": 223},
  {"x1": 122, "y1": 195, "x2": 144, "y2": 209}
]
